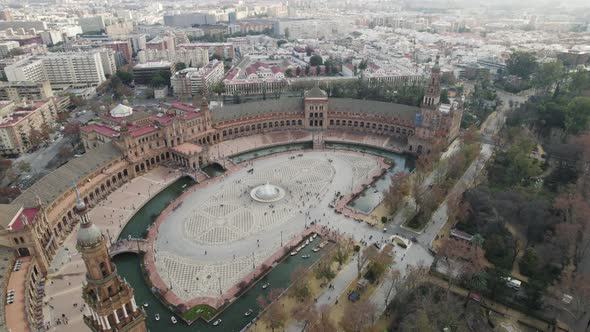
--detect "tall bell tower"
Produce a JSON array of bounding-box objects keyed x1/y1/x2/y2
[{"x1": 74, "y1": 185, "x2": 147, "y2": 332}]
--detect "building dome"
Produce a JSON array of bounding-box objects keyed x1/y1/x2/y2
[
  {"x1": 77, "y1": 223, "x2": 102, "y2": 248},
  {"x1": 251, "y1": 182, "x2": 285, "y2": 202},
  {"x1": 109, "y1": 104, "x2": 133, "y2": 118}
]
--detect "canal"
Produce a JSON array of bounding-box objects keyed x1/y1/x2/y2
[
  {"x1": 325, "y1": 142, "x2": 414, "y2": 214},
  {"x1": 113, "y1": 175, "x2": 327, "y2": 331}
]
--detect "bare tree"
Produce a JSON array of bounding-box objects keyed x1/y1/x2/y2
[
  {"x1": 383, "y1": 269, "x2": 401, "y2": 308},
  {"x1": 384, "y1": 171, "x2": 410, "y2": 213},
  {"x1": 357, "y1": 246, "x2": 377, "y2": 277},
  {"x1": 437, "y1": 238, "x2": 486, "y2": 292},
  {"x1": 340, "y1": 299, "x2": 377, "y2": 332},
  {"x1": 307, "y1": 305, "x2": 336, "y2": 332},
  {"x1": 552, "y1": 272, "x2": 590, "y2": 323}
]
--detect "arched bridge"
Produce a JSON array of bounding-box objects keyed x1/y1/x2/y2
[{"x1": 109, "y1": 238, "x2": 148, "y2": 257}]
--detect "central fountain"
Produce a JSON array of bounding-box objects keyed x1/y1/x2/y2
[{"x1": 250, "y1": 182, "x2": 286, "y2": 203}]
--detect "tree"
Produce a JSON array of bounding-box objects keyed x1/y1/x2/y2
[
  {"x1": 63, "y1": 121, "x2": 81, "y2": 148},
  {"x1": 358, "y1": 59, "x2": 368, "y2": 71},
  {"x1": 564, "y1": 97, "x2": 590, "y2": 135},
  {"x1": 284, "y1": 27, "x2": 290, "y2": 39},
  {"x1": 305, "y1": 66, "x2": 310, "y2": 75},
  {"x1": 150, "y1": 74, "x2": 167, "y2": 88},
  {"x1": 277, "y1": 39, "x2": 288, "y2": 47},
  {"x1": 0, "y1": 158, "x2": 12, "y2": 178},
  {"x1": 333, "y1": 240, "x2": 351, "y2": 268},
  {"x1": 175, "y1": 62, "x2": 187, "y2": 71},
  {"x1": 266, "y1": 301, "x2": 286, "y2": 332},
  {"x1": 438, "y1": 238, "x2": 486, "y2": 291},
  {"x1": 28, "y1": 129, "x2": 44, "y2": 147},
  {"x1": 340, "y1": 299, "x2": 377, "y2": 332},
  {"x1": 305, "y1": 46, "x2": 314, "y2": 57},
  {"x1": 506, "y1": 51, "x2": 538, "y2": 79},
  {"x1": 383, "y1": 269, "x2": 401, "y2": 308},
  {"x1": 384, "y1": 171, "x2": 410, "y2": 213},
  {"x1": 309, "y1": 55, "x2": 323, "y2": 66},
  {"x1": 440, "y1": 89, "x2": 450, "y2": 103},
  {"x1": 316, "y1": 65, "x2": 321, "y2": 76},
  {"x1": 290, "y1": 266, "x2": 311, "y2": 301},
  {"x1": 58, "y1": 146, "x2": 73, "y2": 159},
  {"x1": 0, "y1": 186, "x2": 21, "y2": 204},
  {"x1": 211, "y1": 81, "x2": 225, "y2": 96},
  {"x1": 533, "y1": 61, "x2": 564, "y2": 90},
  {"x1": 553, "y1": 272, "x2": 590, "y2": 322},
  {"x1": 357, "y1": 245, "x2": 377, "y2": 277},
  {"x1": 116, "y1": 70, "x2": 134, "y2": 85},
  {"x1": 307, "y1": 305, "x2": 336, "y2": 332},
  {"x1": 15, "y1": 161, "x2": 31, "y2": 173},
  {"x1": 285, "y1": 68, "x2": 293, "y2": 77},
  {"x1": 210, "y1": 53, "x2": 222, "y2": 61},
  {"x1": 554, "y1": 188, "x2": 590, "y2": 265},
  {"x1": 296, "y1": 66, "x2": 301, "y2": 77}
]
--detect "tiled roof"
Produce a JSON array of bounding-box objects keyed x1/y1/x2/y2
[
  {"x1": 328, "y1": 99, "x2": 418, "y2": 122},
  {"x1": 0, "y1": 204, "x2": 21, "y2": 230},
  {"x1": 304, "y1": 86, "x2": 328, "y2": 98},
  {"x1": 211, "y1": 99, "x2": 304, "y2": 123},
  {"x1": 13, "y1": 142, "x2": 123, "y2": 208}
]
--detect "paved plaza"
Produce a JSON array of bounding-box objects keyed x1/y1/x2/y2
[
  {"x1": 41, "y1": 168, "x2": 180, "y2": 332},
  {"x1": 153, "y1": 150, "x2": 385, "y2": 300}
]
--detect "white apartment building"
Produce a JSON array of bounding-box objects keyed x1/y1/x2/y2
[
  {"x1": 4, "y1": 51, "x2": 111, "y2": 87},
  {"x1": 4, "y1": 58, "x2": 47, "y2": 82},
  {"x1": 98, "y1": 49, "x2": 117, "y2": 76},
  {"x1": 137, "y1": 48, "x2": 209, "y2": 67},
  {"x1": 41, "y1": 52, "x2": 106, "y2": 86},
  {"x1": 0, "y1": 41, "x2": 19, "y2": 57},
  {"x1": 171, "y1": 60, "x2": 224, "y2": 99}
]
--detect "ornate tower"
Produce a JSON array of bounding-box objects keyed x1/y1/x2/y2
[
  {"x1": 74, "y1": 186, "x2": 147, "y2": 332},
  {"x1": 415, "y1": 56, "x2": 443, "y2": 143},
  {"x1": 303, "y1": 86, "x2": 329, "y2": 129},
  {"x1": 422, "y1": 55, "x2": 441, "y2": 109},
  {"x1": 200, "y1": 96, "x2": 212, "y2": 131}
]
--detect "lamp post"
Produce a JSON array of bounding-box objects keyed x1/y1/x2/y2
[
  {"x1": 280, "y1": 231, "x2": 283, "y2": 247},
  {"x1": 106, "y1": 229, "x2": 112, "y2": 246},
  {"x1": 252, "y1": 252, "x2": 255, "y2": 270}
]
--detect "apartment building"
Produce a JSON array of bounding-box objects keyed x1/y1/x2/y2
[
  {"x1": 0, "y1": 41, "x2": 19, "y2": 57},
  {"x1": 164, "y1": 13, "x2": 217, "y2": 27},
  {"x1": 0, "y1": 81, "x2": 53, "y2": 102},
  {"x1": 79, "y1": 16, "x2": 106, "y2": 34},
  {"x1": 137, "y1": 48, "x2": 209, "y2": 67},
  {"x1": 4, "y1": 58, "x2": 46, "y2": 82},
  {"x1": 4, "y1": 51, "x2": 112, "y2": 87},
  {"x1": 0, "y1": 99, "x2": 58, "y2": 155},
  {"x1": 171, "y1": 60, "x2": 224, "y2": 98},
  {"x1": 177, "y1": 42, "x2": 234, "y2": 60},
  {"x1": 104, "y1": 40, "x2": 133, "y2": 62},
  {"x1": 41, "y1": 52, "x2": 107, "y2": 86}
]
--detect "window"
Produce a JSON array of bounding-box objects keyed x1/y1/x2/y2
[{"x1": 99, "y1": 262, "x2": 109, "y2": 278}]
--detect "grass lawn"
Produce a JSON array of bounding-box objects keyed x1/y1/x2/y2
[{"x1": 181, "y1": 304, "x2": 217, "y2": 322}]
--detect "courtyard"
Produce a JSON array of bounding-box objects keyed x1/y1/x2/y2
[{"x1": 151, "y1": 150, "x2": 392, "y2": 301}]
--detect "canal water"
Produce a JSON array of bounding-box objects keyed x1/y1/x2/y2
[
  {"x1": 113, "y1": 175, "x2": 327, "y2": 331},
  {"x1": 117, "y1": 176, "x2": 195, "y2": 240},
  {"x1": 325, "y1": 142, "x2": 414, "y2": 214},
  {"x1": 202, "y1": 163, "x2": 226, "y2": 178}
]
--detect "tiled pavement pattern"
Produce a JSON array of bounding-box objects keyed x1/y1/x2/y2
[{"x1": 154, "y1": 151, "x2": 380, "y2": 299}]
